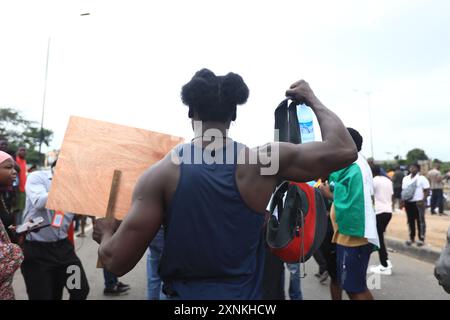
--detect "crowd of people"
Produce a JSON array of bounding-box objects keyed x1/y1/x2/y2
[
  {"x1": 1, "y1": 69, "x2": 449, "y2": 300},
  {"x1": 0, "y1": 152, "x2": 133, "y2": 299},
  {"x1": 291, "y1": 145, "x2": 450, "y2": 298},
  {"x1": 380, "y1": 160, "x2": 449, "y2": 248}
]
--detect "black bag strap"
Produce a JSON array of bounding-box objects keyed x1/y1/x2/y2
[
  {"x1": 274, "y1": 98, "x2": 301, "y2": 144},
  {"x1": 268, "y1": 181, "x2": 289, "y2": 215},
  {"x1": 274, "y1": 99, "x2": 289, "y2": 143},
  {"x1": 268, "y1": 182, "x2": 309, "y2": 222}
]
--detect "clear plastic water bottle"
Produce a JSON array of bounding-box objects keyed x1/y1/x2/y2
[{"x1": 297, "y1": 104, "x2": 315, "y2": 143}]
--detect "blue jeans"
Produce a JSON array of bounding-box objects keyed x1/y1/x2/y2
[
  {"x1": 287, "y1": 263, "x2": 303, "y2": 300},
  {"x1": 147, "y1": 228, "x2": 166, "y2": 300},
  {"x1": 103, "y1": 269, "x2": 118, "y2": 290}
]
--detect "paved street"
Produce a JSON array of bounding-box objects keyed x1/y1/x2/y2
[
  {"x1": 299, "y1": 249, "x2": 449, "y2": 300},
  {"x1": 13, "y1": 226, "x2": 450, "y2": 300},
  {"x1": 13, "y1": 226, "x2": 147, "y2": 300}
]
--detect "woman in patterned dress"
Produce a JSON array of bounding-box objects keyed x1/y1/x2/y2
[{"x1": 0, "y1": 150, "x2": 23, "y2": 300}]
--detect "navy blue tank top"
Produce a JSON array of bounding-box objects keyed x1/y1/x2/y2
[{"x1": 159, "y1": 141, "x2": 266, "y2": 300}]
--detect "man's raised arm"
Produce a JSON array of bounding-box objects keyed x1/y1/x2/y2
[{"x1": 275, "y1": 80, "x2": 357, "y2": 182}]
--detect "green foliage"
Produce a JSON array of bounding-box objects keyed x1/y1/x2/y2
[
  {"x1": 0, "y1": 107, "x2": 53, "y2": 165},
  {"x1": 439, "y1": 162, "x2": 450, "y2": 174},
  {"x1": 406, "y1": 148, "x2": 429, "y2": 164}
]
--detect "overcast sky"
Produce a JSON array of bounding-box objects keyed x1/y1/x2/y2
[{"x1": 1, "y1": 0, "x2": 449, "y2": 161}]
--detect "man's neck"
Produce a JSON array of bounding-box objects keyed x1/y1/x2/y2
[
  {"x1": 192, "y1": 120, "x2": 230, "y2": 146},
  {"x1": 197, "y1": 122, "x2": 227, "y2": 135}
]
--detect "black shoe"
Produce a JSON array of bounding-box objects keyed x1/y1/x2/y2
[
  {"x1": 117, "y1": 282, "x2": 130, "y2": 290},
  {"x1": 104, "y1": 285, "x2": 130, "y2": 296}
]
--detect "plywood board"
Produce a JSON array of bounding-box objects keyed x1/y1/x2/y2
[{"x1": 46, "y1": 116, "x2": 184, "y2": 219}]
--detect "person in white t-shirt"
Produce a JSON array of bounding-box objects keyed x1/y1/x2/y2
[
  {"x1": 369, "y1": 165, "x2": 394, "y2": 275},
  {"x1": 401, "y1": 163, "x2": 430, "y2": 247}
]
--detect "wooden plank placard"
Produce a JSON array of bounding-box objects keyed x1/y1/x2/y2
[{"x1": 46, "y1": 116, "x2": 184, "y2": 219}]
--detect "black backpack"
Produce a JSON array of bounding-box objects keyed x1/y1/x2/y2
[{"x1": 266, "y1": 98, "x2": 327, "y2": 263}]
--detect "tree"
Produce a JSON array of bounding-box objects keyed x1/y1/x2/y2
[
  {"x1": 406, "y1": 148, "x2": 429, "y2": 164},
  {"x1": 441, "y1": 162, "x2": 450, "y2": 174},
  {"x1": 0, "y1": 107, "x2": 53, "y2": 165},
  {"x1": 0, "y1": 108, "x2": 31, "y2": 141}
]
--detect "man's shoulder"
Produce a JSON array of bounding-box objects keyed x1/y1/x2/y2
[{"x1": 136, "y1": 153, "x2": 179, "y2": 191}]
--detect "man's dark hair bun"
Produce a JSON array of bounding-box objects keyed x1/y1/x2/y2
[
  {"x1": 181, "y1": 68, "x2": 249, "y2": 122},
  {"x1": 221, "y1": 72, "x2": 249, "y2": 105},
  {"x1": 181, "y1": 69, "x2": 218, "y2": 108}
]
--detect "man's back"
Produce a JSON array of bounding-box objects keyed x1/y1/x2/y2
[
  {"x1": 330, "y1": 153, "x2": 379, "y2": 248},
  {"x1": 160, "y1": 142, "x2": 266, "y2": 299},
  {"x1": 159, "y1": 142, "x2": 277, "y2": 217}
]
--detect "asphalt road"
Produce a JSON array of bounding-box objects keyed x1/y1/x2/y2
[
  {"x1": 13, "y1": 226, "x2": 147, "y2": 300},
  {"x1": 12, "y1": 227, "x2": 450, "y2": 300},
  {"x1": 299, "y1": 249, "x2": 449, "y2": 300}
]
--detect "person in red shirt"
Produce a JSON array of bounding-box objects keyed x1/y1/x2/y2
[{"x1": 14, "y1": 146, "x2": 27, "y2": 224}]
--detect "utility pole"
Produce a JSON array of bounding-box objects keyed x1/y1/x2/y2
[
  {"x1": 38, "y1": 12, "x2": 91, "y2": 166},
  {"x1": 39, "y1": 37, "x2": 51, "y2": 165}
]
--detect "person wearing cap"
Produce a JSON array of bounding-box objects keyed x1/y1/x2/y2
[{"x1": 0, "y1": 150, "x2": 23, "y2": 300}]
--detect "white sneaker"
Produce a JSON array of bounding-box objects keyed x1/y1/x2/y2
[
  {"x1": 367, "y1": 265, "x2": 378, "y2": 274},
  {"x1": 369, "y1": 264, "x2": 392, "y2": 275}
]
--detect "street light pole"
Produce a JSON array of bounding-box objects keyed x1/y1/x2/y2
[
  {"x1": 38, "y1": 37, "x2": 51, "y2": 165},
  {"x1": 38, "y1": 13, "x2": 90, "y2": 166}
]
